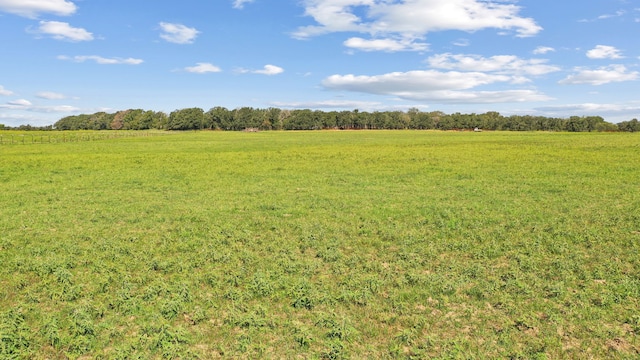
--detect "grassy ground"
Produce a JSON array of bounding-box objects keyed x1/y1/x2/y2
[{"x1": 1, "y1": 130, "x2": 639, "y2": 359}]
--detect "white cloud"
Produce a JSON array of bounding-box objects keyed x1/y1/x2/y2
[
  {"x1": 559, "y1": 65, "x2": 638, "y2": 85},
  {"x1": 184, "y1": 63, "x2": 222, "y2": 73},
  {"x1": 35, "y1": 21, "x2": 93, "y2": 41},
  {"x1": 597, "y1": 10, "x2": 626, "y2": 20},
  {"x1": 533, "y1": 46, "x2": 555, "y2": 55},
  {"x1": 8, "y1": 99, "x2": 32, "y2": 106},
  {"x1": 344, "y1": 37, "x2": 428, "y2": 52},
  {"x1": 255, "y1": 64, "x2": 284, "y2": 75},
  {"x1": 1, "y1": 99, "x2": 79, "y2": 112},
  {"x1": 36, "y1": 91, "x2": 66, "y2": 99},
  {"x1": 534, "y1": 102, "x2": 640, "y2": 122},
  {"x1": 535, "y1": 103, "x2": 636, "y2": 113},
  {"x1": 587, "y1": 45, "x2": 623, "y2": 59},
  {"x1": 293, "y1": 0, "x2": 542, "y2": 51},
  {"x1": 58, "y1": 55, "x2": 144, "y2": 65},
  {"x1": 0, "y1": 0, "x2": 76, "y2": 18},
  {"x1": 232, "y1": 0, "x2": 254, "y2": 9},
  {"x1": 0, "y1": 85, "x2": 14, "y2": 96},
  {"x1": 453, "y1": 38, "x2": 470, "y2": 47},
  {"x1": 237, "y1": 64, "x2": 284, "y2": 75},
  {"x1": 159, "y1": 22, "x2": 199, "y2": 44},
  {"x1": 322, "y1": 70, "x2": 552, "y2": 103},
  {"x1": 427, "y1": 53, "x2": 561, "y2": 76},
  {"x1": 271, "y1": 99, "x2": 383, "y2": 109}
]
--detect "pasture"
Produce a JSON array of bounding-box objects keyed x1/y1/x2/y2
[{"x1": 1, "y1": 130, "x2": 639, "y2": 358}]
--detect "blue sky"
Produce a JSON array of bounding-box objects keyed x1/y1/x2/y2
[{"x1": 0, "y1": 0, "x2": 639, "y2": 126}]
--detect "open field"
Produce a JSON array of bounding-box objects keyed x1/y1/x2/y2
[{"x1": 1, "y1": 130, "x2": 639, "y2": 359}]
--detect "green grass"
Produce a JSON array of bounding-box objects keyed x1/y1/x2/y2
[{"x1": 1, "y1": 130, "x2": 639, "y2": 359}]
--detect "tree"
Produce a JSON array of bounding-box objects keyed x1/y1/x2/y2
[
  {"x1": 151, "y1": 111, "x2": 168, "y2": 129},
  {"x1": 263, "y1": 107, "x2": 282, "y2": 130},
  {"x1": 234, "y1": 107, "x2": 260, "y2": 130},
  {"x1": 617, "y1": 118, "x2": 640, "y2": 132},
  {"x1": 284, "y1": 109, "x2": 314, "y2": 130},
  {"x1": 206, "y1": 106, "x2": 231, "y2": 130},
  {"x1": 167, "y1": 108, "x2": 204, "y2": 130}
]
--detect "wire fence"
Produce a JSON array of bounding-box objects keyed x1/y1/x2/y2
[{"x1": 0, "y1": 131, "x2": 172, "y2": 145}]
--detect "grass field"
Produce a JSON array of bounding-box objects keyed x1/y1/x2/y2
[{"x1": 1, "y1": 130, "x2": 639, "y2": 359}]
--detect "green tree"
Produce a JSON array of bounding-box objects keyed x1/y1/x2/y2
[
  {"x1": 206, "y1": 107, "x2": 231, "y2": 130},
  {"x1": 565, "y1": 116, "x2": 587, "y2": 132},
  {"x1": 617, "y1": 118, "x2": 640, "y2": 132},
  {"x1": 167, "y1": 108, "x2": 205, "y2": 130}
]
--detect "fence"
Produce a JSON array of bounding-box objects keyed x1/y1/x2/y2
[{"x1": 0, "y1": 131, "x2": 170, "y2": 145}]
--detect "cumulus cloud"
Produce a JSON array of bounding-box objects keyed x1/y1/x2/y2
[
  {"x1": 58, "y1": 55, "x2": 144, "y2": 65},
  {"x1": 344, "y1": 37, "x2": 428, "y2": 52},
  {"x1": 0, "y1": 0, "x2": 77, "y2": 18},
  {"x1": 586, "y1": 45, "x2": 623, "y2": 59},
  {"x1": 255, "y1": 64, "x2": 284, "y2": 75},
  {"x1": 534, "y1": 102, "x2": 640, "y2": 121},
  {"x1": 559, "y1": 65, "x2": 638, "y2": 85},
  {"x1": 237, "y1": 64, "x2": 284, "y2": 75},
  {"x1": 34, "y1": 21, "x2": 93, "y2": 41},
  {"x1": 8, "y1": 99, "x2": 32, "y2": 107},
  {"x1": 533, "y1": 46, "x2": 555, "y2": 55},
  {"x1": 293, "y1": 0, "x2": 542, "y2": 52},
  {"x1": 232, "y1": 0, "x2": 254, "y2": 9},
  {"x1": 159, "y1": 22, "x2": 199, "y2": 44},
  {"x1": 0, "y1": 85, "x2": 14, "y2": 96},
  {"x1": 535, "y1": 103, "x2": 636, "y2": 113},
  {"x1": 184, "y1": 63, "x2": 222, "y2": 73},
  {"x1": 427, "y1": 53, "x2": 561, "y2": 76},
  {"x1": 271, "y1": 99, "x2": 383, "y2": 109},
  {"x1": 322, "y1": 70, "x2": 551, "y2": 103},
  {"x1": 1, "y1": 99, "x2": 79, "y2": 112},
  {"x1": 36, "y1": 91, "x2": 66, "y2": 99}
]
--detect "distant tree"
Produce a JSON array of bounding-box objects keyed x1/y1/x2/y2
[
  {"x1": 121, "y1": 109, "x2": 146, "y2": 130},
  {"x1": 54, "y1": 114, "x2": 93, "y2": 130},
  {"x1": 617, "y1": 118, "x2": 640, "y2": 132},
  {"x1": 262, "y1": 107, "x2": 281, "y2": 130},
  {"x1": 595, "y1": 121, "x2": 618, "y2": 132},
  {"x1": 278, "y1": 110, "x2": 292, "y2": 130},
  {"x1": 284, "y1": 109, "x2": 313, "y2": 130},
  {"x1": 151, "y1": 111, "x2": 168, "y2": 129},
  {"x1": 87, "y1": 112, "x2": 113, "y2": 130},
  {"x1": 206, "y1": 106, "x2": 231, "y2": 130},
  {"x1": 49, "y1": 106, "x2": 630, "y2": 133},
  {"x1": 167, "y1": 107, "x2": 204, "y2": 130},
  {"x1": 565, "y1": 116, "x2": 587, "y2": 132},
  {"x1": 411, "y1": 110, "x2": 434, "y2": 129},
  {"x1": 234, "y1": 107, "x2": 260, "y2": 129},
  {"x1": 110, "y1": 110, "x2": 129, "y2": 130},
  {"x1": 369, "y1": 111, "x2": 388, "y2": 130}
]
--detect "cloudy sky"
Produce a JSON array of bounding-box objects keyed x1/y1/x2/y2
[{"x1": 0, "y1": 0, "x2": 639, "y2": 126}]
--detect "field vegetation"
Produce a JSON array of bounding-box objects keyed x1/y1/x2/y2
[{"x1": 1, "y1": 130, "x2": 639, "y2": 358}]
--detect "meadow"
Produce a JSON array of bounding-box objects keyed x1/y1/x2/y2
[{"x1": 0, "y1": 130, "x2": 639, "y2": 359}]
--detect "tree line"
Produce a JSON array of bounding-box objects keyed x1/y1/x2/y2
[{"x1": 3, "y1": 107, "x2": 640, "y2": 132}]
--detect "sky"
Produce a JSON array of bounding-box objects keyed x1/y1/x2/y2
[{"x1": 0, "y1": 0, "x2": 639, "y2": 127}]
